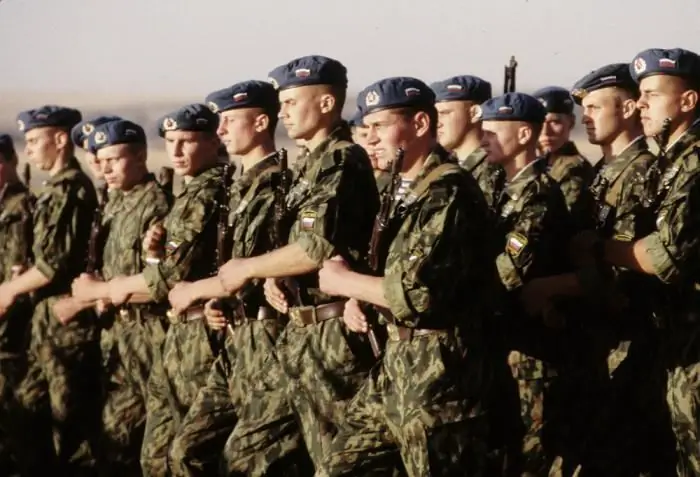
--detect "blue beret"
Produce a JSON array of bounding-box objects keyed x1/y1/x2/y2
[
  {"x1": 570, "y1": 63, "x2": 637, "y2": 105},
  {"x1": 267, "y1": 55, "x2": 347, "y2": 91},
  {"x1": 532, "y1": 87, "x2": 575, "y2": 114},
  {"x1": 479, "y1": 92, "x2": 546, "y2": 124},
  {"x1": 357, "y1": 77, "x2": 435, "y2": 118},
  {"x1": 0, "y1": 134, "x2": 15, "y2": 160},
  {"x1": 630, "y1": 48, "x2": 700, "y2": 84},
  {"x1": 158, "y1": 103, "x2": 220, "y2": 137},
  {"x1": 87, "y1": 120, "x2": 147, "y2": 154},
  {"x1": 205, "y1": 80, "x2": 280, "y2": 117},
  {"x1": 17, "y1": 105, "x2": 82, "y2": 134},
  {"x1": 430, "y1": 75, "x2": 492, "y2": 104},
  {"x1": 71, "y1": 115, "x2": 122, "y2": 150}
]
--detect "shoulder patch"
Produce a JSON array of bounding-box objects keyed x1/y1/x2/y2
[{"x1": 506, "y1": 232, "x2": 528, "y2": 257}]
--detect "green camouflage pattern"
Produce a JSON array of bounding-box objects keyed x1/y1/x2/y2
[
  {"x1": 274, "y1": 124, "x2": 379, "y2": 472},
  {"x1": 97, "y1": 174, "x2": 171, "y2": 476},
  {"x1": 458, "y1": 147, "x2": 505, "y2": 209},
  {"x1": 325, "y1": 146, "x2": 495, "y2": 477},
  {"x1": 5, "y1": 158, "x2": 102, "y2": 476},
  {"x1": 169, "y1": 153, "x2": 310, "y2": 476},
  {"x1": 140, "y1": 163, "x2": 224, "y2": 476},
  {"x1": 546, "y1": 142, "x2": 595, "y2": 231}
]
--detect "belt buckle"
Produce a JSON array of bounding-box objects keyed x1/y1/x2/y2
[
  {"x1": 386, "y1": 323, "x2": 399, "y2": 341},
  {"x1": 166, "y1": 309, "x2": 184, "y2": 325},
  {"x1": 290, "y1": 306, "x2": 314, "y2": 327}
]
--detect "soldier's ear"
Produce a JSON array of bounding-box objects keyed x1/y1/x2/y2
[
  {"x1": 254, "y1": 113, "x2": 269, "y2": 133},
  {"x1": 54, "y1": 129, "x2": 69, "y2": 149},
  {"x1": 517, "y1": 124, "x2": 534, "y2": 146},
  {"x1": 319, "y1": 93, "x2": 336, "y2": 115},
  {"x1": 621, "y1": 98, "x2": 637, "y2": 120},
  {"x1": 680, "y1": 89, "x2": 698, "y2": 114},
  {"x1": 413, "y1": 111, "x2": 431, "y2": 138}
]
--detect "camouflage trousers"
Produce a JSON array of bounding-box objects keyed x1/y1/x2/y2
[
  {"x1": 277, "y1": 317, "x2": 375, "y2": 474},
  {"x1": 98, "y1": 315, "x2": 167, "y2": 477},
  {"x1": 3, "y1": 296, "x2": 102, "y2": 476},
  {"x1": 140, "y1": 319, "x2": 214, "y2": 476},
  {"x1": 667, "y1": 362, "x2": 700, "y2": 476},
  {"x1": 169, "y1": 318, "x2": 311, "y2": 477},
  {"x1": 324, "y1": 332, "x2": 488, "y2": 477}
]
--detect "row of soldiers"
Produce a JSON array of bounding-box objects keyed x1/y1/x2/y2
[{"x1": 0, "y1": 46, "x2": 698, "y2": 477}]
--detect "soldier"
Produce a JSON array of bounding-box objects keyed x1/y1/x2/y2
[
  {"x1": 0, "y1": 106, "x2": 101, "y2": 476},
  {"x1": 532, "y1": 86, "x2": 595, "y2": 230},
  {"x1": 71, "y1": 115, "x2": 123, "y2": 187},
  {"x1": 479, "y1": 93, "x2": 575, "y2": 476},
  {"x1": 0, "y1": 133, "x2": 34, "y2": 476},
  {"x1": 349, "y1": 109, "x2": 390, "y2": 193},
  {"x1": 75, "y1": 104, "x2": 224, "y2": 475},
  {"x1": 431, "y1": 74, "x2": 505, "y2": 207},
  {"x1": 215, "y1": 55, "x2": 380, "y2": 474},
  {"x1": 317, "y1": 76, "x2": 496, "y2": 477},
  {"x1": 71, "y1": 119, "x2": 171, "y2": 476},
  {"x1": 166, "y1": 80, "x2": 311, "y2": 476},
  {"x1": 522, "y1": 64, "x2": 671, "y2": 476},
  {"x1": 572, "y1": 47, "x2": 700, "y2": 476}
]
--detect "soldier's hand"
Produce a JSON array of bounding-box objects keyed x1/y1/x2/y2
[
  {"x1": 168, "y1": 282, "x2": 195, "y2": 315},
  {"x1": 95, "y1": 299, "x2": 110, "y2": 316},
  {"x1": 108, "y1": 276, "x2": 131, "y2": 306},
  {"x1": 72, "y1": 273, "x2": 103, "y2": 301},
  {"x1": 143, "y1": 223, "x2": 166, "y2": 258},
  {"x1": 10, "y1": 264, "x2": 26, "y2": 279},
  {"x1": 218, "y1": 258, "x2": 250, "y2": 295},
  {"x1": 318, "y1": 256, "x2": 350, "y2": 297},
  {"x1": 342, "y1": 298, "x2": 368, "y2": 333},
  {"x1": 263, "y1": 278, "x2": 288, "y2": 314},
  {"x1": 0, "y1": 284, "x2": 17, "y2": 319},
  {"x1": 53, "y1": 296, "x2": 82, "y2": 325},
  {"x1": 204, "y1": 299, "x2": 227, "y2": 330}
]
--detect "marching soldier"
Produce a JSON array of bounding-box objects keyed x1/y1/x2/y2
[
  {"x1": 0, "y1": 106, "x2": 101, "y2": 476},
  {"x1": 479, "y1": 93, "x2": 575, "y2": 476},
  {"x1": 532, "y1": 86, "x2": 595, "y2": 230},
  {"x1": 572, "y1": 47, "x2": 700, "y2": 477},
  {"x1": 214, "y1": 55, "x2": 379, "y2": 474},
  {"x1": 431, "y1": 74, "x2": 505, "y2": 208},
  {"x1": 317, "y1": 76, "x2": 497, "y2": 477},
  {"x1": 0, "y1": 133, "x2": 34, "y2": 476},
  {"x1": 71, "y1": 119, "x2": 171, "y2": 476},
  {"x1": 167, "y1": 80, "x2": 312, "y2": 476}
]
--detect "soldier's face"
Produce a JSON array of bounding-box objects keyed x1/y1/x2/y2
[
  {"x1": 538, "y1": 113, "x2": 574, "y2": 153},
  {"x1": 351, "y1": 124, "x2": 378, "y2": 168},
  {"x1": 278, "y1": 86, "x2": 325, "y2": 140},
  {"x1": 637, "y1": 75, "x2": 689, "y2": 137},
  {"x1": 481, "y1": 121, "x2": 526, "y2": 164},
  {"x1": 364, "y1": 109, "x2": 416, "y2": 171},
  {"x1": 23, "y1": 127, "x2": 60, "y2": 171},
  {"x1": 581, "y1": 88, "x2": 626, "y2": 146},
  {"x1": 217, "y1": 108, "x2": 263, "y2": 156},
  {"x1": 97, "y1": 143, "x2": 145, "y2": 191},
  {"x1": 164, "y1": 130, "x2": 219, "y2": 177},
  {"x1": 85, "y1": 151, "x2": 104, "y2": 181},
  {"x1": 435, "y1": 101, "x2": 472, "y2": 150}
]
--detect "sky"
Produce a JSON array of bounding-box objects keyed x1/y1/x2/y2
[{"x1": 1, "y1": 0, "x2": 699, "y2": 102}]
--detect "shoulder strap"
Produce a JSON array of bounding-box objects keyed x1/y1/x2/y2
[{"x1": 404, "y1": 163, "x2": 462, "y2": 206}]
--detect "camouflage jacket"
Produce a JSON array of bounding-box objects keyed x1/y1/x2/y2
[
  {"x1": 102, "y1": 174, "x2": 171, "y2": 318},
  {"x1": 547, "y1": 141, "x2": 595, "y2": 231},
  {"x1": 495, "y1": 159, "x2": 574, "y2": 293},
  {"x1": 636, "y1": 121, "x2": 700, "y2": 365},
  {"x1": 0, "y1": 181, "x2": 34, "y2": 284},
  {"x1": 383, "y1": 146, "x2": 495, "y2": 330},
  {"x1": 375, "y1": 170, "x2": 392, "y2": 196},
  {"x1": 33, "y1": 157, "x2": 98, "y2": 300},
  {"x1": 285, "y1": 124, "x2": 379, "y2": 307},
  {"x1": 143, "y1": 163, "x2": 225, "y2": 302},
  {"x1": 459, "y1": 147, "x2": 505, "y2": 209},
  {"x1": 227, "y1": 152, "x2": 281, "y2": 313}
]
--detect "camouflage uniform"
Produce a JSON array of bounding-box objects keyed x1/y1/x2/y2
[
  {"x1": 0, "y1": 181, "x2": 34, "y2": 475},
  {"x1": 324, "y1": 146, "x2": 497, "y2": 477},
  {"x1": 271, "y1": 124, "x2": 378, "y2": 473},
  {"x1": 459, "y1": 147, "x2": 505, "y2": 209},
  {"x1": 494, "y1": 158, "x2": 574, "y2": 476},
  {"x1": 139, "y1": 163, "x2": 225, "y2": 476},
  {"x1": 546, "y1": 141, "x2": 595, "y2": 231},
  {"x1": 98, "y1": 174, "x2": 171, "y2": 476},
  {"x1": 169, "y1": 152, "x2": 312, "y2": 476},
  {"x1": 7, "y1": 157, "x2": 102, "y2": 476},
  {"x1": 633, "y1": 121, "x2": 700, "y2": 476}
]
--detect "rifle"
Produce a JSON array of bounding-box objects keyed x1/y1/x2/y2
[
  {"x1": 503, "y1": 56, "x2": 518, "y2": 94},
  {"x1": 642, "y1": 117, "x2": 672, "y2": 209},
  {"x1": 364, "y1": 147, "x2": 405, "y2": 358}
]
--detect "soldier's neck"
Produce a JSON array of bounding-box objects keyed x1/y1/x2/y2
[
  {"x1": 400, "y1": 141, "x2": 434, "y2": 181},
  {"x1": 452, "y1": 131, "x2": 482, "y2": 161},
  {"x1": 240, "y1": 141, "x2": 276, "y2": 172},
  {"x1": 505, "y1": 150, "x2": 536, "y2": 181},
  {"x1": 303, "y1": 118, "x2": 340, "y2": 152},
  {"x1": 48, "y1": 153, "x2": 72, "y2": 177},
  {"x1": 604, "y1": 128, "x2": 645, "y2": 163},
  {"x1": 665, "y1": 115, "x2": 698, "y2": 150}
]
